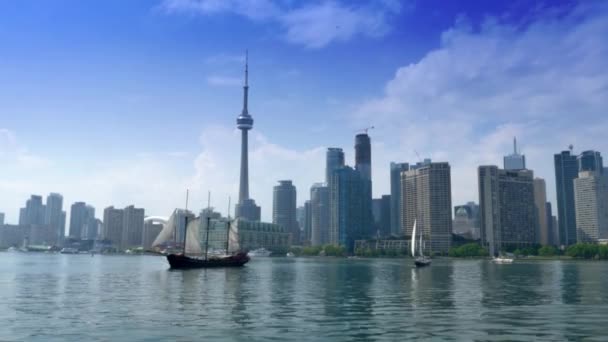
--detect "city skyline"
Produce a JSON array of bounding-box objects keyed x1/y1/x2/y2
[{"x1": 1, "y1": 0, "x2": 608, "y2": 223}]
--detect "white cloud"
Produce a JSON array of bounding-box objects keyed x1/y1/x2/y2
[
  {"x1": 357, "y1": 2, "x2": 608, "y2": 208},
  {"x1": 161, "y1": 0, "x2": 401, "y2": 48}
]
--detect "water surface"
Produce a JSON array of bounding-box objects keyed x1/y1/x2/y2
[{"x1": 1, "y1": 253, "x2": 607, "y2": 341}]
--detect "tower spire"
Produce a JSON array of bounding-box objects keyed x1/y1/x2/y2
[
  {"x1": 242, "y1": 49, "x2": 249, "y2": 116},
  {"x1": 513, "y1": 136, "x2": 517, "y2": 154}
]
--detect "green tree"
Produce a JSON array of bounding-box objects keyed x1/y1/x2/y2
[{"x1": 538, "y1": 245, "x2": 558, "y2": 257}]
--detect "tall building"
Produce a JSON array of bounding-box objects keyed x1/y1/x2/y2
[
  {"x1": 69, "y1": 202, "x2": 95, "y2": 239},
  {"x1": 574, "y1": 171, "x2": 608, "y2": 243},
  {"x1": 355, "y1": 133, "x2": 372, "y2": 181},
  {"x1": 121, "y1": 205, "x2": 144, "y2": 250},
  {"x1": 504, "y1": 137, "x2": 526, "y2": 170},
  {"x1": 453, "y1": 202, "x2": 480, "y2": 239},
  {"x1": 19, "y1": 195, "x2": 45, "y2": 226},
  {"x1": 44, "y1": 193, "x2": 66, "y2": 245},
  {"x1": 102, "y1": 206, "x2": 124, "y2": 247},
  {"x1": 546, "y1": 202, "x2": 556, "y2": 245},
  {"x1": 326, "y1": 148, "x2": 345, "y2": 185},
  {"x1": 273, "y1": 180, "x2": 298, "y2": 245},
  {"x1": 578, "y1": 150, "x2": 603, "y2": 174},
  {"x1": 0, "y1": 212, "x2": 4, "y2": 226},
  {"x1": 479, "y1": 166, "x2": 537, "y2": 256},
  {"x1": 533, "y1": 178, "x2": 548, "y2": 245},
  {"x1": 390, "y1": 162, "x2": 409, "y2": 237},
  {"x1": 402, "y1": 162, "x2": 452, "y2": 254},
  {"x1": 310, "y1": 183, "x2": 330, "y2": 246},
  {"x1": 372, "y1": 195, "x2": 391, "y2": 237},
  {"x1": 554, "y1": 149, "x2": 578, "y2": 246},
  {"x1": 235, "y1": 52, "x2": 261, "y2": 221},
  {"x1": 143, "y1": 220, "x2": 163, "y2": 250},
  {"x1": 303, "y1": 201, "x2": 312, "y2": 245},
  {"x1": 330, "y1": 166, "x2": 373, "y2": 252}
]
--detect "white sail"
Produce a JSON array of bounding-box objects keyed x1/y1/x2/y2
[
  {"x1": 185, "y1": 217, "x2": 202, "y2": 255},
  {"x1": 152, "y1": 211, "x2": 177, "y2": 246},
  {"x1": 411, "y1": 219, "x2": 417, "y2": 258}
]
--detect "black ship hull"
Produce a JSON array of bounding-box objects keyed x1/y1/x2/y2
[
  {"x1": 167, "y1": 252, "x2": 250, "y2": 269},
  {"x1": 414, "y1": 257, "x2": 432, "y2": 268}
]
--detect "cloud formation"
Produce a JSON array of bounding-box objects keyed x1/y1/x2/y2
[{"x1": 161, "y1": 0, "x2": 401, "y2": 48}]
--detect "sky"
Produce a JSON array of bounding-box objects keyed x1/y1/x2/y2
[{"x1": 1, "y1": 0, "x2": 607, "y2": 223}]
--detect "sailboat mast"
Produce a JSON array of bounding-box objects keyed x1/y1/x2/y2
[
  {"x1": 205, "y1": 191, "x2": 211, "y2": 261},
  {"x1": 183, "y1": 189, "x2": 189, "y2": 255}
]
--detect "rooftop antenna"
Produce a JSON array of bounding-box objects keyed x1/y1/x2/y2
[
  {"x1": 513, "y1": 137, "x2": 517, "y2": 154},
  {"x1": 357, "y1": 126, "x2": 375, "y2": 134}
]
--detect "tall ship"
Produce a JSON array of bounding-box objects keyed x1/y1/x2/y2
[{"x1": 411, "y1": 219, "x2": 431, "y2": 267}]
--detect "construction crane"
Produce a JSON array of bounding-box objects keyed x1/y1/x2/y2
[{"x1": 357, "y1": 126, "x2": 375, "y2": 134}]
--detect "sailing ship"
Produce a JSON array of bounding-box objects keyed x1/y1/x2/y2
[
  {"x1": 411, "y1": 219, "x2": 431, "y2": 267},
  {"x1": 159, "y1": 193, "x2": 250, "y2": 269}
]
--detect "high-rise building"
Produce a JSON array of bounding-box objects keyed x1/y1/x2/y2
[
  {"x1": 0, "y1": 212, "x2": 4, "y2": 226},
  {"x1": 303, "y1": 201, "x2": 311, "y2": 245},
  {"x1": 479, "y1": 166, "x2": 537, "y2": 256},
  {"x1": 310, "y1": 183, "x2": 330, "y2": 246},
  {"x1": 372, "y1": 195, "x2": 391, "y2": 237},
  {"x1": 578, "y1": 150, "x2": 603, "y2": 174},
  {"x1": 273, "y1": 180, "x2": 298, "y2": 245},
  {"x1": 69, "y1": 202, "x2": 95, "y2": 239},
  {"x1": 533, "y1": 178, "x2": 548, "y2": 245},
  {"x1": 504, "y1": 137, "x2": 526, "y2": 170},
  {"x1": 142, "y1": 220, "x2": 164, "y2": 250},
  {"x1": 326, "y1": 148, "x2": 345, "y2": 185},
  {"x1": 574, "y1": 171, "x2": 608, "y2": 243},
  {"x1": 102, "y1": 206, "x2": 124, "y2": 247},
  {"x1": 355, "y1": 133, "x2": 372, "y2": 181},
  {"x1": 330, "y1": 166, "x2": 373, "y2": 252},
  {"x1": 235, "y1": 52, "x2": 261, "y2": 221},
  {"x1": 121, "y1": 205, "x2": 144, "y2": 250},
  {"x1": 390, "y1": 162, "x2": 409, "y2": 237},
  {"x1": 453, "y1": 202, "x2": 480, "y2": 239},
  {"x1": 19, "y1": 195, "x2": 45, "y2": 226},
  {"x1": 554, "y1": 149, "x2": 578, "y2": 246},
  {"x1": 546, "y1": 202, "x2": 556, "y2": 245},
  {"x1": 44, "y1": 193, "x2": 66, "y2": 245},
  {"x1": 402, "y1": 162, "x2": 452, "y2": 254}
]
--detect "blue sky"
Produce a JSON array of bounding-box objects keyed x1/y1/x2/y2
[{"x1": 1, "y1": 0, "x2": 607, "y2": 223}]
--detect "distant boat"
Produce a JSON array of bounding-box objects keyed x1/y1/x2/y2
[
  {"x1": 411, "y1": 219, "x2": 431, "y2": 267},
  {"x1": 248, "y1": 248, "x2": 272, "y2": 257},
  {"x1": 60, "y1": 247, "x2": 79, "y2": 254},
  {"x1": 492, "y1": 256, "x2": 514, "y2": 264},
  {"x1": 286, "y1": 252, "x2": 295, "y2": 257}
]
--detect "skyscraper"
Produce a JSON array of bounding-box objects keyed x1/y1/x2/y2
[
  {"x1": 121, "y1": 205, "x2": 145, "y2": 250},
  {"x1": 355, "y1": 133, "x2": 371, "y2": 181},
  {"x1": 574, "y1": 170, "x2": 608, "y2": 243},
  {"x1": 234, "y1": 52, "x2": 261, "y2": 221},
  {"x1": 44, "y1": 193, "x2": 66, "y2": 245},
  {"x1": 372, "y1": 195, "x2": 391, "y2": 237},
  {"x1": 326, "y1": 148, "x2": 345, "y2": 185},
  {"x1": 554, "y1": 149, "x2": 578, "y2": 246},
  {"x1": 102, "y1": 206, "x2": 123, "y2": 247},
  {"x1": 533, "y1": 178, "x2": 548, "y2": 245},
  {"x1": 578, "y1": 150, "x2": 603, "y2": 174},
  {"x1": 479, "y1": 166, "x2": 537, "y2": 256},
  {"x1": 303, "y1": 201, "x2": 312, "y2": 245},
  {"x1": 330, "y1": 166, "x2": 373, "y2": 252},
  {"x1": 504, "y1": 137, "x2": 526, "y2": 170},
  {"x1": 390, "y1": 162, "x2": 409, "y2": 237},
  {"x1": 402, "y1": 162, "x2": 452, "y2": 254},
  {"x1": 19, "y1": 195, "x2": 45, "y2": 226},
  {"x1": 546, "y1": 202, "x2": 555, "y2": 245},
  {"x1": 310, "y1": 183, "x2": 330, "y2": 246},
  {"x1": 69, "y1": 202, "x2": 95, "y2": 239},
  {"x1": 0, "y1": 212, "x2": 4, "y2": 226},
  {"x1": 273, "y1": 180, "x2": 298, "y2": 244},
  {"x1": 453, "y1": 202, "x2": 480, "y2": 239}
]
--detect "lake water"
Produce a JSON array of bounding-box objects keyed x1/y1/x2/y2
[{"x1": 1, "y1": 253, "x2": 608, "y2": 341}]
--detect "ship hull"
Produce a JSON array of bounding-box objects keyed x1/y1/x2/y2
[
  {"x1": 415, "y1": 257, "x2": 432, "y2": 268},
  {"x1": 167, "y1": 252, "x2": 250, "y2": 269}
]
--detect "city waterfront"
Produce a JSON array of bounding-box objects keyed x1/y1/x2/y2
[{"x1": 1, "y1": 254, "x2": 608, "y2": 341}]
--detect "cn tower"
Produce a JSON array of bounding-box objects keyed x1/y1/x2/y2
[{"x1": 235, "y1": 51, "x2": 261, "y2": 221}]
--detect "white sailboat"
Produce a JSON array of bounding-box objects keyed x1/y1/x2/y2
[{"x1": 411, "y1": 219, "x2": 431, "y2": 267}]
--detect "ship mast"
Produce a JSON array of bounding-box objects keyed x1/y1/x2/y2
[
  {"x1": 182, "y1": 189, "x2": 189, "y2": 255},
  {"x1": 205, "y1": 191, "x2": 211, "y2": 261}
]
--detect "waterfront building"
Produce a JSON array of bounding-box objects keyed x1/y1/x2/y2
[
  {"x1": 330, "y1": 166, "x2": 373, "y2": 252},
  {"x1": 355, "y1": 133, "x2": 372, "y2": 182},
  {"x1": 296, "y1": 204, "x2": 310, "y2": 245},
  {"x1": 554, "y1": 149, "x2": 578, "y2": 246},
  {"x1": 230, "y1": 218, "x2": 289, "y2": 254},
  {"x1": 0, "y1": 212, "x2": 4, "y2": 226},
  {"x1": 578, "y1": 150, "x2": 603, "y2": 174},
  {"x1": 0, "y1": 224, "x2": 25, "y2": 248},
  {"x1": 401, "y1": 162, "x2": 452, "y2": 254},
  {"x1": 326, "y1": 148, "x2": 345, "y2": 185},
  {"x1": 234, "y1": 52, "x2": 261, "y2": 221},
  {"x1": 479, "y1": 166, "x2": 537, "y2": 256},
  {"x1": 142, "y1": 218, "x2": 165, "y2": 250},
  {"x1": 102, "y1": 206, "x2": 124, "y2": 248},
  {"x1": 273, "y1": 180, "x2": 299, "y2": 245},
  {"x1": 69, "y1": 202, "x2": 95, "y2": 239},
  {"x1": 546, "y1": 202, "x2": 556, "y2": 245},
  {"x1": 19, "y1": 195, "x2": 45, "y2": 226},
  {"x1": 574, "y1": 171, "x2": 608, "y2": 243},
  {"x1": 303, "y1": 201, "x2": 312, "y2": 245},
  {"x1": 44, "y1": 193, "x2": 66, "y2": 245},
  {"x1": 453, "y1": 202, "x2": 480, "y2": 239},
  {"x1": 390, "y1": 162, "x2": 409, "y2": 237},
  {"x1": 504, "y1": 137, "x2": 526, "y2": 170},
  {"x1": 121, "y1": 205, "x2": 144, "y2": 250},
  {"x1": 534, "y1": 178, "x2": 549, "y2": 245},
  {"x1": 372, "y1": 195, "x2": 391, "y2": 237},
  {"x1": 310, "y1": 183, "x2": 330, "y2": 246}
]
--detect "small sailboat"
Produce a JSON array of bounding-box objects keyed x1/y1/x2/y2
[
  {"x1": 411, "y1": 219, "x2": 431, "y2": 267},
  {"x1": 165, "y1": 191, "x2": 250, "y2": 269}
]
